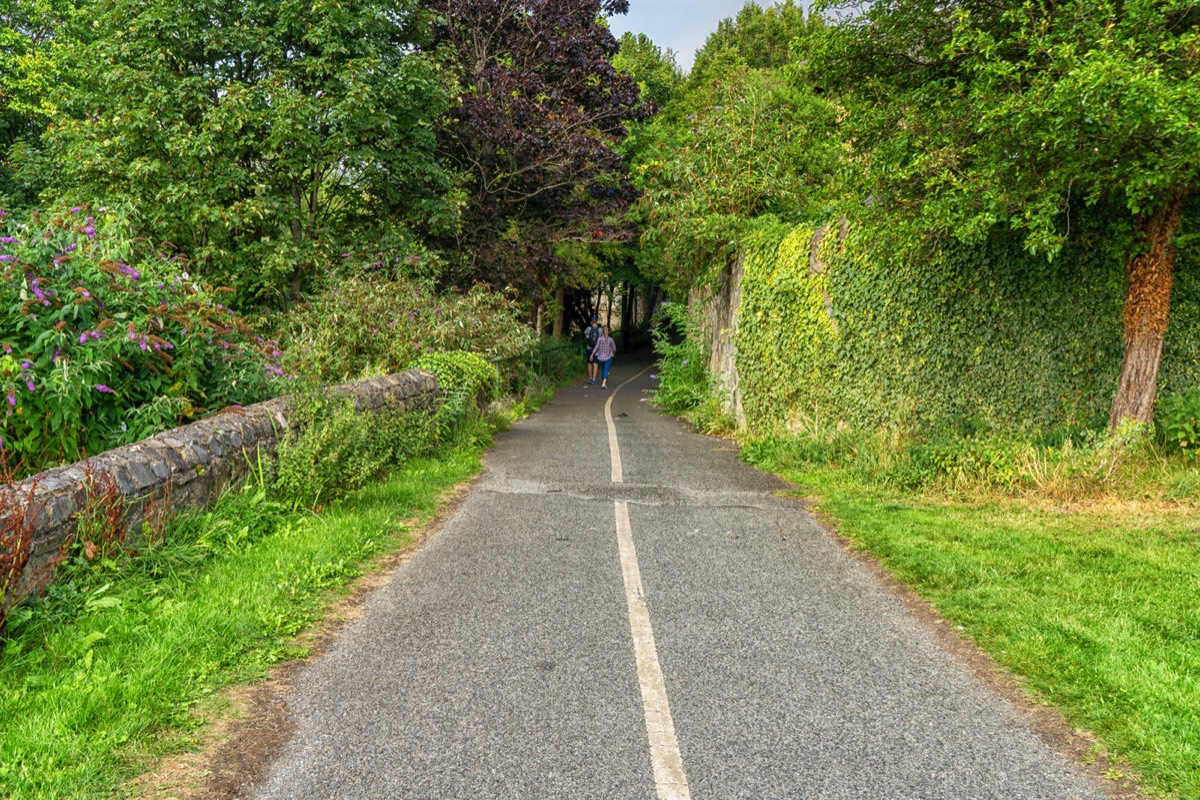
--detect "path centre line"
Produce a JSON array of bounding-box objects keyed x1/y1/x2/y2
[{"x1": 605, "y1": 368, "x2": 692, "y2": 800}]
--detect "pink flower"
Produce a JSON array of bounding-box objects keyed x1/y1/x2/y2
[{"x1": 95, "y1": 384, "x2": 114, "y2": 394}]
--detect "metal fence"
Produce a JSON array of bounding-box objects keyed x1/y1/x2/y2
[{"x1": 492, "y1": 337, "x2": 584, "y2": 394}]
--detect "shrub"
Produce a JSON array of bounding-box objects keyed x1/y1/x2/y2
[
  {"x1": 0, "y1": 206, "x2": 283, "y2": 477},
  {"x1": 1157, "y1": 387, "x2": 1200, "y2": 452},
  {"x1": 651, "y1": 304, "x2": 732, "y2": 432},
  {"x1": 413, "y1": 350, "x2": 501, "y2": 429},
  {"x1": 273, "y1": 393, "x2": 440, "y2": 510},
  {"x1": 278, "y1": 275, "x2": 536, "y2": 382}
]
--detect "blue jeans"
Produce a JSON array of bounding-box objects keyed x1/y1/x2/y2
[{"x1": 598, "y1": 359, "x2": 612, "y2": 380}]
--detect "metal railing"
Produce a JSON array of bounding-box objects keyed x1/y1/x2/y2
[{"x1": 492, "y1": 337, "x2": 584, "y2": 394}]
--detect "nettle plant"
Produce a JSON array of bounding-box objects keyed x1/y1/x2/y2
[{"x1": 0, "y1": 206, "x2": 283, "y2": 477}]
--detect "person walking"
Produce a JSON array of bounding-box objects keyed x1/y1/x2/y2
[
  {"x1": 584, "y1": 317, "x2": 603, "y2": 384},
  {"x1": 590, "y1": 326, "x2": 617, "y2": 389}
]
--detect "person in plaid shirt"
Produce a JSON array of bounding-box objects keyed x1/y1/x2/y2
[{"x1": 589, "y1": 326, "x2": 617, "y2": 389}]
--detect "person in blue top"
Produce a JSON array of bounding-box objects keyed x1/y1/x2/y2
[
  {"x1": 589, "y1": 326, "x2": 617, "y2": 389},
  {"x1": 583, "y1": 317, "x2": 603, "y2": 384}
]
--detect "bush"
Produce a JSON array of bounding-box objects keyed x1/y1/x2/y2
[
  {"x1": 273, "y1": 395, "x2": 439, "y2": 509},
  {"x1": 278, "y1": 275, "x2": 536, "y2": 382},
  {"x1": 0, "y1": 206, "x2": 282, "y2": 477},
  {"x1": 413, "y1": 350, "x2": 501, "y2": 430},
  {"x1": 1157, "y1": 387, "x2": 1200, "y2": 452},
  {"x1": 651, "y1": 304, "x2": 731, "y2": 432}
]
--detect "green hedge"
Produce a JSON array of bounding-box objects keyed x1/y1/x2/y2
[{"x1": 732, "y1": 207, "x2": 1200, "y2": 436}]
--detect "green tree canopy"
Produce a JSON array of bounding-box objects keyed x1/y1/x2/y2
[
  {"x1": 810, "y1": 0, "x2": 1200, "y2": 426},
  {"x1": 37, "y1": 0, "x2": 452, "y2": 305}
]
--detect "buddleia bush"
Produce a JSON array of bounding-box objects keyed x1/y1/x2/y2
[
  {"x1": 279, "y1": 275, "x2": 536, "y2": 382},
  {"x1": 0, "y1": 206, "x2": 282, "y2": 477}
]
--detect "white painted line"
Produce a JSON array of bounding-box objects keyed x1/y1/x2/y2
[
  {"x1": 604, "y1": 365, "x2": 653, "y2": 484},
  {"x1": 615, "y1": 501, "x2": 692, "y2": 800},
  {"x1": 605, "y1": 366, "x2": 692, "y2": 800}
]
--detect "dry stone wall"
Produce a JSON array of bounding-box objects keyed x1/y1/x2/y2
[{"x1": 2, "y1": 369, "x2": 438, "y2": 573}]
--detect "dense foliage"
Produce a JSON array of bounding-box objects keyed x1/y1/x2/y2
[
  {"x1": 278, "y1": 275, "x2": 536, "y2": 382},
  {"x1": 425, "y1": 0, "x2": 650, "y2": 293},
  {"x1": 0, "y1": 206, "x2": 280, "y2": 477},
  {"x1": 31, "y1": 0, "x2": 452, "y2": 306},
  {"x1": 808, "y1": 0, "x2": 1200, "y2": 426},
  {"x1": 633, "y1": 0, "x2": 1199, "y2": 443}
]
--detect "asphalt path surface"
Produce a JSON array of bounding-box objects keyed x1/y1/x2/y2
[{"x1": 254, "y1": 356, "x2": 1106, "y2": 800}]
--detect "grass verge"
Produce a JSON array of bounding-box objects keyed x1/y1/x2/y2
[
  {"x1": 0, "y1": 384, "x2": 555, "y2": 799},
  {"x1": 745, "y1": 444, "x2": 1200, "y2": 800}
]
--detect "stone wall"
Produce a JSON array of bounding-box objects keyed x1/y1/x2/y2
[
  {"x1": 689, "y1": 253, "x2": 747, "y2": 428},
  {"x1": 1, "y1": 369, "x2": 439, "y2": 575}
]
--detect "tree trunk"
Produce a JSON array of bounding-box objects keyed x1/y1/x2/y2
[
  {"x1": 620, "y1": 281, "x2": 634, "y2": 353},
  {"x1": 552, "y1": 287, "x2": 565, "y2": 338},
  {"x1": 1109, "y1": 187, "x2": 1189, "y2": 429}
]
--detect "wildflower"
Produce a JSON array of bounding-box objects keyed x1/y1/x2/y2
[
  {"x1": 25, "y1": 378, "x2": 35, "y2": 392},
  {"x1": 84, "y1": 216, "x2": 94, "y2": 224},
  {"x1": 70, "y1": 206, "x2": 83, "y2": 213},
  {"x1": 95, "y1": 384, "x2": 115, "y2": 394},
  {"x1": 0, "y1": 236, "x2": 18, "y2": 244},
  {"x1": 6, "y1": 390, "x2": 14, "y2": 406},
  {"x1": 79, "y1": 333, "x2": 88, "y2": 344},
  {"x1": 83, "y1": 226, "x2": 96, "y2": 238},
  {"x1": 21, "y1": 361, "x2": 30, "y2": 369},
  {"x1": 65, "y1": 243, "x2": 76, "y2": 253},
  {"x1": 51, "y1": 348, "x2": 59, "y2": 363},
  {"x1": 0, "y1": 255, "x2": 15, "y2": 262}
]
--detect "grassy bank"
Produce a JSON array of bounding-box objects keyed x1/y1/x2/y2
[
  {"x1": 0, "y1": 384, "x2": 551, "y2": 798},
  {"x1": 745, "y1": 443, "x2": 1200, "y2": 800}
]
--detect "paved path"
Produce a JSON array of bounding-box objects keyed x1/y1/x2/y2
[{"x1": 254, "y1": 357, "x2": 1106, "y2": 800}]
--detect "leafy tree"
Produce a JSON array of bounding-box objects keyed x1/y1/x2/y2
[
  {"x1": 810, "y1": 0, "x2": 1200, "y2": 427},
  {"x1": 38, "y1": 0, "x2": 452, "y2": 306},
  {"x1": 423, "y1": 0, "x2": 650, "y2": 295},
  {"x1": 691, "y1": 0, "x2": 817, "y2": 82},
  {"x1": 634, "y1": 65, "x2": 838, "y2": 293},
  {"x1": 0, "y1": 0, "x2": 79, "y2": 204},
  {"x1": 612, "y1": 31, "x2": 683, "y2": 111}
]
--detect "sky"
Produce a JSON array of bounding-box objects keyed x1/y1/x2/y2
[{"x1": 606, "y1": 0, "x2": 758, "y2": 73}]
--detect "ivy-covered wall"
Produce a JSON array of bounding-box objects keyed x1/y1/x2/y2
[{"x1": 729, "y1": 208, "x2": 1200, "y2": 437}]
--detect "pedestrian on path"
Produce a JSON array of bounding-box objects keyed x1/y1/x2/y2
[
  {"x1": 590, "y1": 326, "x2": 616, "y2": 389},
  {"x1": 584, "y1": 316, "x2": 603, "y2": 384}
]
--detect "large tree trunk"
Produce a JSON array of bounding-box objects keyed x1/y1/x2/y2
[{"x1": 1109, "y1": 187, "x2": 1189, "y2": 429}]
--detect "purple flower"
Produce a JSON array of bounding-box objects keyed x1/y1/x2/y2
[
  {"x1": 51, "y1": 348, "x2": 59, "y2": 363},
  {"x1": 79, "y1": 333, "x2": 88, "y2": 344},
  {"x1": 0, "y1": 236, "x2": 18, "y2": 244},
  {"x1": 0, "y1": 255, "x2": 15, "y2": 262},
  {"x1": 0, "y1": 209, "x2": 7, "y2": 218},
  {"x1": 6, "y1": 390, "x2": 14, "y2": 407},
  {"x1": 65, "y1": 243, "x2": 76, "y2": 253},
  {"x1": 265, "y1": 365, "x2": 285, "y2": 377},
  {"x1": 70, "y1": 206, "x2": 83, "y2": 213},
  {"x1": 83, "y1": 226, "x2": 96, "y2": 238},
  {"x1": 25, "y1": 378, "x2": 35, "y2": 392},
  {"x1": 95, "y1": 384, "x2": 114, "y2": 394},
  {"x1": 84, "y1": 216, "x2": 94, "y2": 224},
  {"x1": 20, "y1": 361, "x2": 30, "y2": 369}
]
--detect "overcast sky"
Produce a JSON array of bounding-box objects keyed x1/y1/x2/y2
[{"x1": 607, "y1": 0, "x2": 758, "y2": 73}]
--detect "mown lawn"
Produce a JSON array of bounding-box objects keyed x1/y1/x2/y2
[{"x1": 749, "y1": 460, "x2": 1200, "y2": 800}]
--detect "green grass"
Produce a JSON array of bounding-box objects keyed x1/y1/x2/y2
[
  {"x1": 745, "y1": 452, "x2": 1200, "y2": 800},
  {"x1": 0, "y1": 439, "x2": 488, "y2": 799}
]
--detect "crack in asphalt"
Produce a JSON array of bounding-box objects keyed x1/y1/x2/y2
[{"x1": 482, "y1": 479, "x2": 798, "y2": 512}]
